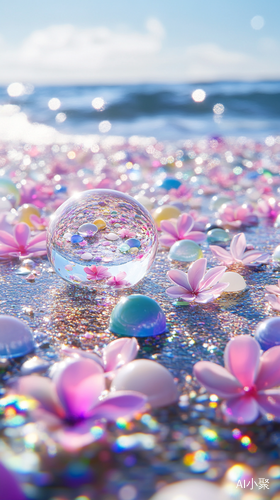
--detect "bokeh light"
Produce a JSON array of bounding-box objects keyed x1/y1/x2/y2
[
  {"x1": 92, "y1": 97, "x2": 105, "y2": 110},
  {"x1": 251, "y1": 15, "x2": 265, "y2": 30},
  {"x1": 7, "y1": 82, "x2": 25, "y2": 97},
  {"x1": 99, "y1": 120, "x2": 112, "y2": 133},
  {"x1": 48, "y1": 98, "x2": 61, "y2": 111},
  {"x1": 55, "y1": 112, "x2": 67, "y2": 123},
  {"x1": 118, "y1": 484, "x2": 137, "y2": 500},
  {"x1": 213, "y1": 103, "x2": 225, "y2": 115},
  {"x1": 192, "y1": 89, "x2": 206, "y2": 102}
]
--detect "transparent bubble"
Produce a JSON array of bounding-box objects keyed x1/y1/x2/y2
[{"x1": 47, "y1": 189, "x2": 158, "y2": 290}]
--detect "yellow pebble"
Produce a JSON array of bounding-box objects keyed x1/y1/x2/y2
[
  {"x1": 17, "y1": 204, "x2": 41, "y2": 228},
  {"x1": 152, "y1": 205, "x2": 181, "y2": 227},
  {"x1": 93, "y1": 218, "x2": 107, "y2": 230}
]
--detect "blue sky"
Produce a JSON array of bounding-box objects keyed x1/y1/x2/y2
[{"x1": 0, "y1": 0, "x2": 279, "y2": 83}]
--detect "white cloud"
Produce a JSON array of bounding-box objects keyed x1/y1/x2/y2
[{"x1": 0, "y1": 21, "x2": 279, "y2": 84}]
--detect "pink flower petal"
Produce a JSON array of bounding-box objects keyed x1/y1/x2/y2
[
  {"x1": 0, "y1": 244, "x2": 19, "y2": 256},
  {"x1": 265, "y1": 285, "x2": 280, "y2": 295},
  {"x1": 159, "y1": 235, "x2": 177, "y2": 247},
  {"x1": 242, "y1": 250, "x2": 269, "y2": 265},
  {"x1": 103, "y1": 337, "x2": 139, "y2": 371},
  {"x1": 187, "y1": 258, "x2": 207, "y2": 291},
  {"x1": 230, "y1": 233, "x2": 246, "y2": 261},
  {"x1": 224, "y1": 335, "x2": 261, "y2": 387},
  {"x1": 193, "y1": 361, "x2": 242, "y2": 398},
  {"x1": 177, "y1": 213, "x2": 194, "y2": 238},
  {"x1": 26, "y1": 231, "x2": 46, "y2": 250},
  {"x1": 223, "y1": 395, "x2": 259, "y2": 424},
  {"x1": 184, "y1": 231, "x2": 206, "y2": 243},
  {"x1": 167, "y1": 269, "x2": 192, "y2": 291},
  {"x1": 160, "y1": 220, "x2": 179, "y2": 239},
  {"x1": 255, "y1": 346, "x2": 280, "y2": 390},
  {"x1": 89, "y1": 391, "x2": 147, "y2": 420},
  {"x1": 266, "y1": 294, "x2": 280, "y2": 311},
  {"x1": 209, "y1": 282, "x2": 229, "y2": 297},
  {"x1": 54, "y1": 419, "x2": 104, "y2": 451},
  {"x1": 195, "y1": 291, "x2": 215, "y2": 303},
  {"x1": 14, "y1": 223, "x2": 30, "y2": 247},
  {"x1": 209, "y1": 245, "x2": 233, "y2": 266},
  {"x1": 199, "y1": 265, "x2": 227, "y2": 291},
  {"x1": 0, "y1": 231, "x2": 17, "y2": 248},
  {"x1": 15, "y1": 375, "x2": 65, "y2": 417},
  {"x1": 257, "y1": 389, "x2": 280, "y2": 417},
  {"x1": 166, "y1": 285, "x2": 194, "y2": 300},
  {"x1": 55, "y1": 358, "x2": 105, "y2": 419}
]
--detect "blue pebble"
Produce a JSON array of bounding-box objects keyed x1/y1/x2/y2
[
  {"x1": 254, "y1": 317, "x2": 280, "y2": 350},
  {"x1": 125, "y1": 238, "x2": 141, "y2": 248},
  {"x1": 159, "y1": 178, "x2": 182, "y2": 190},
  {"x1": 71, "y1": 234, "x2": 84, "y2": 244}
]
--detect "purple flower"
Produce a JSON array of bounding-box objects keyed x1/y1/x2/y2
[
  {"x1": 265, "y1": 279, "x2": 280, "y2": 311},
  {"x1": 29, "y1": 214, "x2": 49, "y2": 230},
  {"x1": 14, "y1": 358, "x2": 146, "y2": 451},
  {"x1": 166, "y1": 258, "x2": 228, "y2": 304},
  {"x1": 159, "y1": 213, "x2": 206, "y2": 248},
  {"x1": 61, "y1": 337, "x2": 139, "y2": 373},
  {"x1": 210, "y1": 233, "x2": 270, "y2": 267},
  {"x1": 0, "y1": 223, "x2": 46, "y2": 259},
  {"x1": 107, "y1": 271, "x2": 131, "y2": 288},
  {"x1": 217, "y1": 203, "x2": 259, "y2": 228},
  {"x1": 118, "y1": 228, "x2": 136, "y2": 238},
  {"x1": 84, "y1": 265, "x2": 112, "y2": 280},
  {"x1": 194, "y1": 335, "x2": 280, "y2": 424}
]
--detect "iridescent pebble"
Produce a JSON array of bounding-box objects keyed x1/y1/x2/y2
[
  {"x1": 152, "y1": 205, "x2": 181, "y2": 227},
  {"x1": 80, "y1": 252, "x2": 93, "y2": 260},
  {"x1": 71, "y1": 234, "x2": 84, "y2": 244},
  {"x1": 274, "y1": 215, "x2": 280, "y2": 228},
  {"x1": 219, "y1": 272, "x2": 246, "y2": 292},
  {"x1": 105, "y1": 233, "x2": 119, "y2": 241},
  {"x1": 103, "y1": 257, "x2": 112, "y2": 262},
  {"x1": 21, "y1": 259, "x2": 35, "y2": 270},
  {"x1": 114, "y1": 223, "x2": 121, "y2": 227},
  {"x1": 63, "y1": 232, "x2": 72, "y2": 240},
  {"x1": 119, "y1": 243, "x2": 130, "y2": 253},
  {"x1": 207, "y1": 228, "x2": 231, "y2": 246},
  {"x1": 111, "y1": 211, "x2": 118, "y2": 215},
  {"x1": 126, "y1": 238, "x2": 141, "y2": 248},
  {"x1": 129, "y1": 247, "x2": 139, "y2": 255},
  {"x1": 21, "y1": 356, "x2": 50, "y2": 375},
  {"x1": 78, "y1": 223, "x2": 98, "y2": 237},
  {"x1": 0, "y1": 316, "x2": 34, "y2": 358},
  {"x1": 169, "y1": 240, "x2": 203, "y2": 262},
  {"x1": 111, "y1": 359, "x2": 178, "y2": 408},
  {"x1": 109, "y1": 294, "x2": 167, "y2": 337},
  {"x1": 93, "y1": 218, "x2": 106, "y2": 230},
  {"x1": 149, "y1": 479, "x2": 229, "y2": 500},
  {"x1": 15, "y1": 267, "x2": 33, "y2": 276},
  {"x1": 272, "y1": 245, "x2": 280, "y2": 262},
  {"x1": 254, "y1": 317, "x2": 280, "y2": 350}
]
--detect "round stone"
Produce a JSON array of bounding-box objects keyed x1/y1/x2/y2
[
  {"x1": 219, "y1": 272, "x2": 246, "y2": 292},
  {"x1": 255, "y1": 317, "x2": 280, "y2": 351},
  {"x1": 109, "y1": 294, "x2": 166, "y2": 337},
  {"x1": 47, "y1": 189, "x2": 158, "y2": 289},
  {"x1": 209, "y1": 195, "x2": 232, "y2": 211},
  {"x1": 93, "y1": 218, "x2": 107, "y2": 230},
  {"x1": 78, "y1": 223, "x2": 98, "y2": 237},
  {"x1": 169, "y1": 240, "x2": 203, "y2": 262},
  {"x1": 272, "y1": 245, "x2": 280, "y2": 262},
  {"x1": 148, "y1": 479, "x2": 229, "y2": 500},
  {"x1": 134, "y1": 195, "x2": 153, "y2": 211},
  {"x1": 125, "y1": 238, "x2": 141, "y2": 248},
  {"x1": 207, "y1": 228, "x2": 231, "y2": 246},
  {"x1": 17, "y1": 204, "x2": 41, "y2": 228},
  {"x1": 111, "y1": 359, "x2": 178, "y2": 408},
  {"x1": 158, "y1": 177, "x2": 181, "y2": 190},
  {"x1": 0, "y1": 177, "x2": 20, "y2": 206},
  {"x1": 0, "y1": 316, "x2": 34, "y2": 358},
  {"x1": 152, "y1": 205, "x2": 181, "y2": 227}
]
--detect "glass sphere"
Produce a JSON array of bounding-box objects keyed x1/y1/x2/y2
[{"x1": 47, "y1": 189, "x2": 158, "y2": 289}]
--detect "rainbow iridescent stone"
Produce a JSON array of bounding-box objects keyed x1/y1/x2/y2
[
  {"x1": 47, "y1": 189, "x2": 158, "y2": 289},
  {"x1": 0, "y1": 316, "x2": 34, "y2": 358},
  {"x1": 169, "y1": 240, "x2": 203, "y2": 262},
  {"x1": 0, "y1": 177, "x2": 20, "y2": 206},
  {"x1": 254, "y1": 317, "x2": 280, "y2": 351},
  {"x1": 109, "y1": 294, "x2": 167, "y2": 337},
  {"x1": 207, "y1": 228, "x2": 231, "y2": 246}
]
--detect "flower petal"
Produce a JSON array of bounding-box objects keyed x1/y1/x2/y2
[
  {"x1": 242, "y1": 250, "x2": 269, "y2": 265},
  {"x1": 266, "y1": 294, "x2": 280, "y2": 311},
  {"x1": 184, "y1": 231, "x2": 206, "y2": 243},
  {"x1": 199, "y1": 266, "x2": 227, "y2": 291},
  {"x1": 230, "y1": 233, "x2": 246, "y2": 260},
  {"x1": 0, "y1": 231, "x2": 17, "y2": 248},
  {"x1": 224, "y1": 335, "x2": 261, "y2": 387},
  {"x1": 209, "y1": 282, "x2": 229, "y2": 297},
  {"x1": 103, "y1": 338, "x2": 139, "y2": 371},
  {"x1": 167, "y1": 269, "x2": 192, "y2": 291},
  {"x1": 14, "y1": 223, "x2": 30, "y2": 247},
  {"x1": 177, "y1": 213, "x2": 194, "y2": 238},
  {"x1": 26, "y1": 231, "x2": 46, "y2": 250},
  {"x1": 209, "y1": 245, "x2": 233, "y2": 266},
  {"x1": 223, "y1": 396, "x2": 259, "y2": 424},
  {"x1": 89, "y1": 391, "x2": 147, "y2": 420},
  {"x1": 255, "y1": 346, "x2": 280, "y2": 390},
  {"x1": 195, "y1": 292, "x2": 215, "y2": 303},
  {"x1": 265, "y1": 285, "x2": 280, "y2": 296},
  {"x1": 15, "y1": 375, "x2": 65, "y2": 417},
  {"x1": 187, "y1": 258, "x2": 207, "y2": 291},
  {"x1": 55, "y1": 358, "x2": 105, "y2": 419},
  {"x1": 54, "y1": 419, "x2": 105, "y2": 451},
  {"x1": 0, "y1": 461, "x2": 25, "y2": 500},
  {"x1": 257, "y1": 389, "x2": 280, "y2": 417},
  {"x1": 159, "y1": 235, "x2": 177, "y2": 247},
  {"x1": 160, "y1": 220, "x2": 178, "y2": 238},
  {"x1": 193, "y1": 361, "x2": 242, "y2": 398},
  {"x1": 166, "y1": 285, "x2": 193, "y2": 299}
]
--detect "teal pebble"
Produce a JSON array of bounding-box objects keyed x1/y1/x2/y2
[
  {"x1": 169, "y1": 240, "x2": 203, "y2": 262},
  {"x1": 109, "y1": 294, "x2": 167, "y2": 337},
  {"x1": 207, "y1": 228, "x2": 231, "y2": 246},
  {"x1": 119, "y1": 243, "x2": 130, "y2": 253}
]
